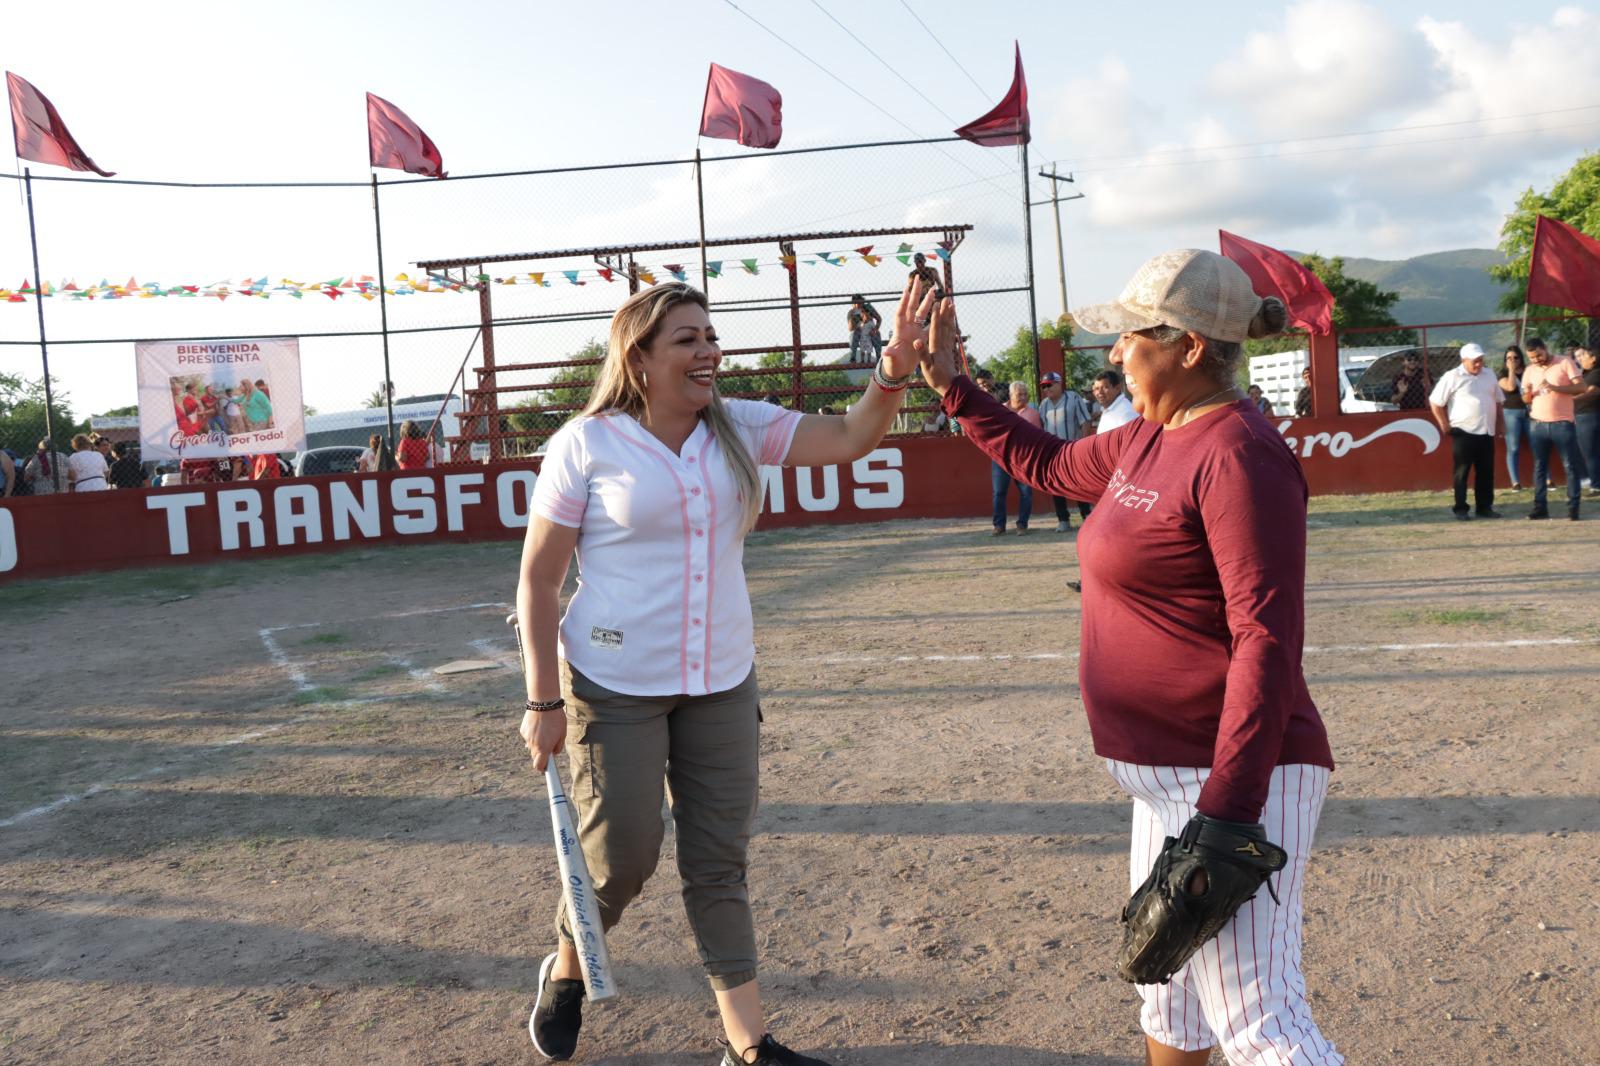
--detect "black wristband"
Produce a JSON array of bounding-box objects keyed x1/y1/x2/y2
[{"x1": 525, "y1": 697, "x2": 565, "y2": 713}]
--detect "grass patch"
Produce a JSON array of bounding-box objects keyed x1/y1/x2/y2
[
  {"x1": 353, "y1": 663, "x2": 405, "y2": 682},
  {"x1": 291, "y1": 686, "x2": 350, "y2": 706},
  {"x1": 301, "y1": 631, "x2": 347, "y2": 646},
  {"x1": 1393, "y1": 608, "x2": 1507, "y2": 625}
]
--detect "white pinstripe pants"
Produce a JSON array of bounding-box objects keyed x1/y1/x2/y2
[{"x1": 1106, "y1": 760, "x2": 1343, "y2": 1065}]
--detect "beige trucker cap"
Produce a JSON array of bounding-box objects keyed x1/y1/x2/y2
[{"x1": 1072, "y1": 249, "x2": 1265, "y2": 344}]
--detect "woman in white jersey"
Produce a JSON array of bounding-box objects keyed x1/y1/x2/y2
[{"x1": 516, "y1": 279, "x2": 933, "y2": 1066}]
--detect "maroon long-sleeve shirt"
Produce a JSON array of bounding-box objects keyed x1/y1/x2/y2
[{"x1": 944, "y1": 376, "x2": 1333, "y2": 821}]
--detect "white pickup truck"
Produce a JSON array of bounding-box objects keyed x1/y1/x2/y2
[{"x1": 1250, "y1": 345, "x2": 1462, "y2": 415}]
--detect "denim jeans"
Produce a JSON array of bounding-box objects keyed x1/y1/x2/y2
[
  {"x1": 1503, "y1": 407, "x2": 1530, "y2": 485},
  {"x1": 991, "y1": 461, "x2": 1032, "y2": 530},
  {"x1": 1530, "y1": 419, "x2": 1581, "y2": 513},
  {"x1": 1576, "y1": 411, "x2": 1599, "y2": 486}
]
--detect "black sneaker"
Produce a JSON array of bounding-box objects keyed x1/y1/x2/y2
[
  {"x1": 721, "y1": 1034, "x2": 832, "y2": 1066},
  {"x1": 1528, "y1": 509, "x2": 1550, "y2": 520},
  {"x1": 529, "y1": 952, "x2": 585, "y2": 1060},
  {"x1": 1453, "y1": 511, "x2": 1470, "y2": 521},
  {"x1": 1476, "y1": 509, "x2": 1502, "y2": 519}
]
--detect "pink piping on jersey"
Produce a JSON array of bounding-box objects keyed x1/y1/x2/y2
[
  {"x1": 696, "y1": 430, "x2": 720, "y2": 693},
  {"x1": 759, "y1": 409, "x2": 802, "y2": 465},
  {"x1": 542, "y1": 493, "x2": 587, "y2": 525},
  {"x1": 595, "y1": 416, "x2": 694, "y2": 692}
]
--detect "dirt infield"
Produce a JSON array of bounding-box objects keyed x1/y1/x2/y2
[{"x1": 3, "y1": 489, "x2": 1597, "y2": 1065}]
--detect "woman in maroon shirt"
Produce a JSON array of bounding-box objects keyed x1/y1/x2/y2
[{"x1": 920, "y1": 250, "x2": 1340, "y2": 1066}]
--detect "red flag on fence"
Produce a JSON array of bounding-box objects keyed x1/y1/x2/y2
[
  {"x1": 1527, "y1": 214, "x2": 1600, "y2": 317},
  {"x1": 699, "y1": 63, "x2": 783, "y2": 149},
  {"x1": 1218, "y1": 230, "x2": 1335, "y2": 335},
  {"x1": 366, "y1": 92, "x2": 446, "y2": 178},
  {"x1": 953, "y1": 44, "x2": 1029, "y2": 146},
  {"x1": 6, "y1": 72, "x2": 114, "y2": 176}
]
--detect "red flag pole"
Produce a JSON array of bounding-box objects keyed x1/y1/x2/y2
[
  {"x1": 1020, "y1": 141, "x2": 1039, "y2": 387},
  {"x1": 694, "y1": 147, "x2": 710, "y2": 300},
  {"x1": 21, "y1": 167, "x2": 60, "y2": 489},
  {"x1": 370, "y1": 173, "x2": 397, "y2": 451}
]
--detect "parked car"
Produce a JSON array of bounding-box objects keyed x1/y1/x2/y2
[
  {"x1": 293, "y1": 446, "x2": 365, "y2": 477},
  {"x1": 1250, "y1": 345, "x2": 1461, "y2": 415}
]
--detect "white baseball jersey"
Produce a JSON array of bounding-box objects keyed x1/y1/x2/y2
[
  {"x1": 1107, "y1": 759, "x2": 1343, "y2": 1065},
  {"x1": 532, "y1": 399, "x2": 801, "y2": 697}
]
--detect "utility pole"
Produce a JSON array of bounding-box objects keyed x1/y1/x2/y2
[{"x1": 1036, "y1": 166, "x2": 1083, "y2": 320}]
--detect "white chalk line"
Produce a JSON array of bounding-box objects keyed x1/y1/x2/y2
[{"x1": 2, "y1": 612, "x2": 482, "y2": 830}]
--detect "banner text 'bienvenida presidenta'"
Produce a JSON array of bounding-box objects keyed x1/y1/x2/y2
[{"x1": 135, "y1": 338, "x2": 307, "y2": 460}]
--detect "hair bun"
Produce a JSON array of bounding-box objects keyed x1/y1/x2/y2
[{"x1": 1247, "y1": 296, "x2": 1289, "y2": 339}]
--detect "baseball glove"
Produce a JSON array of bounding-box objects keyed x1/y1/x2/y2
[{"x1": 1116, "y1": 813, "x2": 1288, "y2": 985}]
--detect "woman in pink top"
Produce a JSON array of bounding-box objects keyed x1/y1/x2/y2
[{"x1": 919, "y1": 250, "x2": 1340, "y2": 1066}]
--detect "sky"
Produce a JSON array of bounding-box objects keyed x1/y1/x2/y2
[{"x1": 3, "y1": 0, "x2": 1597, "y2": 419}]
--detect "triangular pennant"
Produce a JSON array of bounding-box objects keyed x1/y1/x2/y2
[
  {"x1": 741, "y1": 259, "x2": 759, "y2": 275},
  {"x1": 706, "y1": 261, "x2": 722, "y2": 278},
  {"x1": 933, "y1": 248, "x2": 951, "y2": 261},
  {"x1": 638, "y1": 270, "x2": 657, "y2": 285},
  {"x1": 895, "y1": 242, "x2": 913, "y2": 266},
  {"x1": 563, "y1": 270, "x2": 584, "y2": 285},
  {"x1": 855, "y1": 246, "x2": 874, "y2": 256},
  {"x1": 663, "y1": 263, "x2": 687, "y2": 281},
  {"x1": 863, "y1": 255, "x2": 882, "y2": 266},
  {"x1": 597, "y1": 267, "x2": 614, "y2": 282},
  {"x1": 529, "y1": 272, "x2": 546, "y2": 286}
]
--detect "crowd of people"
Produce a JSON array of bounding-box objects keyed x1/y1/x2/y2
[
  {"x1": 173, "y1": 377, "x2": 275, "y2": 438},
  {"x1": 969, "y1": 364, "x2": 1137, "y2": 534}
]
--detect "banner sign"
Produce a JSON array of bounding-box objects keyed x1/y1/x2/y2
[
  {"x1": 0, "y1": 424, "x2": 1509, "y2": 584},
  {"x1": 136, "y1": 337, "x2": 306, "y2": 460}
]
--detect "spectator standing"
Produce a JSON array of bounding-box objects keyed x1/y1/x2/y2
[
  {"x1": 846, "y1": 295, "x2": 883, "y2": 364},
  {"x1": 24, "y1": 439, "x2": 66, "y2": 494},
  {"x1": 201, "y1": 386, "x2": 225, "y2": 435},
  {"x1": 91, "y1": 433, "x2": 114, "y2": 470},
  {"x1": 0, "y1": 448, "x2": 14, "y2": 497},
  {"x1": 107, "y1": 442, "x2": 146, "y2": 489},
  {"x1": 357, "y1": 433, "x2": 383, "y2": 473},
  {"x1": 1429, "y1": 343, "x2": 1503, "y2": 520},
  {"x1": 1038, "y1": 371, "x2": 1094, "y2": 530},
  {"x1": 1520, "y1": 337, "x2": 1586, "y2": 520},
  {"x1": 1573, "y1": 347, "x2": 1600, "y2": 495},
  {"x1": 396, "y1": 419, "x2": 431, "y2": 469},
  {"x1": 1092, "y1": 369, "x2": 1137, "y2": 433},
  {"x1": 1499, "y1": 346, "x2": 1530, "y2": 489},
  {"x1": 66, "y1": 434, "x2": 110, "y2": 492},
  {"x1": 908, "y1": 253, "x2": 943, "y2": 325},
  {"x1": 1390, "y1": 351, "x2": 1430, "y2": 409},
  {"x1": 1294, "y1": 366, "x2": 1313, "y2": 417},
  {"x1": 990, "y1": 382, "x2": 1038, "y2": 536},
  {"x1": 1247, "y1": 384, "x2": 1274, "y2": 416},
  {"x1": 251, "y1": 452, "x2": 283, "y2": 480}
]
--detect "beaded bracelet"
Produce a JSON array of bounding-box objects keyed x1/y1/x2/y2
[
  {"x1": 525, "y1": 697, "x2": 565, "y2": 713},
  {"x1": 871, "y1": 363, "x2": 915, "y2": 392}
]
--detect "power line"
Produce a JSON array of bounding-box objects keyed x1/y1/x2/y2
[
  {"x1": 1043, "y1": 103, "x2": 1600, "y2": 169},
  {"x1": 897, "y1": 0, "x2": 991, "y2": 102},
  {"x1": 720, "y1": 0, "x2": 1015, "y2": 199},
  {"x1": 808, "y1": 0, "x2": 961, "y2": 126}
]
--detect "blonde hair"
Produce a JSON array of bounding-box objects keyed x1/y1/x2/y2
[
  {"x1": 71, "y1": 433, "x2": 92, "y2": 451},
  {"x1": 399, "y1": 419, "x2": 422, "y2": 440},
  {"x1": 583, "y1": 283, "x2": 762, "y2": 531}
]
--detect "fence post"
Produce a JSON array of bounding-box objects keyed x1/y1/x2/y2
[
  {"x1": 477, "y1": 267, "x2": 501, "y2": 461},
  {"x1": 22, "y1": 168, "x2": 60, "y2": 489},
  {"x1": 782, "y1": 240, "x2": 802, "y2": 410},
  {"x1": 1309, "y1": 331, "x2": 1340, "y2": 418}
]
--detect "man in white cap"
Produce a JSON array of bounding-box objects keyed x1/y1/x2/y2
[{"x1": 1429, "y1": 342, "x2": 1504, "y2": 520}]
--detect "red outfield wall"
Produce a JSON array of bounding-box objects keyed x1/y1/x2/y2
[{"x1": 0, "y1": 416, "x2": 1484, "y2": 583}]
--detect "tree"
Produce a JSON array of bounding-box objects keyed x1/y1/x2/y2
[
  {"x1": 1245, "y1": 253, "x2": 1412, "y2": 356},
  {"x1": 98, "y1": 404, "x2": 138, "y2": 417},
  {"x1": 0, "y1": 372, "x2": 84, "y2": 454},
  {"x1": 363, "y1": 382, "x2": 394, "y2": 409},
  {"x1": 980, "y1": 317, "x2": 1096, "y2": 399},
  {"x1": 1489, "y1": 150, "x2": 1600, "y2": 350},
  {"x1": 741, "y1": 351, "x2": 856, "y2": 411}
]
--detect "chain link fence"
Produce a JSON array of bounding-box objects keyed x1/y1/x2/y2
[{"x1": 0, "y1": 139, "x2": 1064, "y2": 489}]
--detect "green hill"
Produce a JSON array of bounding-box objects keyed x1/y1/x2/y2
[
  {"x1": 1335, "y1": 249, "x2": 1514, "y2": 347},
  {"x1": 1071, "y1": 248, "x2": 1517, "y2": 349}
]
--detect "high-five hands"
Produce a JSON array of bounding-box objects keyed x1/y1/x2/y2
[
  {"x1": 918, "y1": 293, "x2": 961, "y2": 396},
  {"x1": 879, "y1": 276, "x2": 940, "y2": 381}
]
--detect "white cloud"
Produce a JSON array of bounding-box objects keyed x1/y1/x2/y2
[
  {"x1": 1040, "y1": 2, "x2": 1600, "y2": 267},
  {"x1": 1046, "y1": 57, "x2": 1161, "y2": 158}
]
